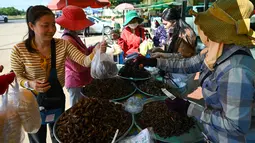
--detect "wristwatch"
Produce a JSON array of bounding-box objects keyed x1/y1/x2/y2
[{"x1": 24, "y1": 81, "x2": 33, "y2": 90}]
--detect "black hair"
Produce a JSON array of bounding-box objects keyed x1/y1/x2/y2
[
  {"x1": 162, "y1": 8, "x2": 197, "y2": 53},
  {"x1": 24, "y1": 5, "x2": 54, "y2": 53},
  {"x1": 161, "y1": 8, "x2": 181, "y2": 21}
]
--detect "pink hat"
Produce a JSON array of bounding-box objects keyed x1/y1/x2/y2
[{"x1": 56, "y1": 5, "x2": 94, "y2": 31}]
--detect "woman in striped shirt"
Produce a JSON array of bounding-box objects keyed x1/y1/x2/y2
[{"x1": 10, "y1": 5, "x2": 106, "y2": 143}]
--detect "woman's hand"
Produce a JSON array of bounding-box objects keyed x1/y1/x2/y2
[
  {"x1": 200, "y1": 47, "x2": 208, "y2": 56},
  {"x1": 111, "y1": 32, "x2": 120, "y2": 40},
  {"x1": 150, "y1": 52, "x2": 164, "y2": 58},
  {"x1": 94, "y1": 40, "x2": 107, "y2": 54},
  {"x1": 28, "y1": 80, "x2": 51, "y2": 93}
]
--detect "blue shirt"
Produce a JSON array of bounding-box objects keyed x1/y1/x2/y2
[{"x1": 157, "y1": 45, "x2": 255, "y2": 143}]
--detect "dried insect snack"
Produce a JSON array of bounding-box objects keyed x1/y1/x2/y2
[
  {"x1": 55, "y1": 98, "x2": 132, "y2": 143},
  {"x1": 137, "y1": 79, "x2": 173, "y2": 96},
  {"x1": 136, "y1": 101, "x2": 195, "y2": 138},
  {"x1": 82, "y1": 77, "x2": 136, "y2": 100},
  {"x1": 118, "y1": 59, "x2": 151, "y2": 79}
]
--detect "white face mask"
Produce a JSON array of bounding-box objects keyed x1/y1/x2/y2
[{"x1": 128, "y1": 22, "x2": 139, "y2": 29}]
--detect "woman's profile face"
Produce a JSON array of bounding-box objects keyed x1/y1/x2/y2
[
  {"x1": 29, "y1": 14, "x2": 56, "y2": 41},
  {"x1": 162, "y1": 19, "x2": 176, "y2": 29}
]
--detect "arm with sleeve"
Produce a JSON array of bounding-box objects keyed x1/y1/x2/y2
[
  {"x1": 157, "y1": 54, "x2": 204, "y2": 74},
  {"x1": 65, "y1": 40, "x2": 94, "y2": 67},
  {"x1": 188, "y1": 67, "x2": 255, "y2": 136}
]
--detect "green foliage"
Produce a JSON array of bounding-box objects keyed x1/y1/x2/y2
[
  {"x1": 109, "y1": 0, "x2": 119, "y2": 7},
  {"x1": 0, "y1": 7, "x2": 25, "y2": 16}
]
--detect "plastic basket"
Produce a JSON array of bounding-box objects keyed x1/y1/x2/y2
[{"x1": 134, "y1": 97, "x2": 204, "y2": 143}]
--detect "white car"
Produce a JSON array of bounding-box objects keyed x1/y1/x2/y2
[
  {"x1": 87, "y1": 16, "x2": 113, "y2": 35},
  {"x1": 0, "y1": 15, "x2": 8, "y2": 23}
]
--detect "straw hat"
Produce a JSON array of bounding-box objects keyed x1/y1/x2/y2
[
  {"x1": 56, "y1": 5, "x2": 94, "y2": 31},
  {"x1": 123, "y1": 11, "x2": 143, "y2": 26},
  {"x1": 190, "y1": 0, "x2": 255, "y2": 46}
]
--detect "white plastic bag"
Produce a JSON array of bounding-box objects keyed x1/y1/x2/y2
[
  {"x1": 0, "y1": 83, "x2": 24, "y2": 143},
  {"x1": 91, "y1": 49, "x2": 118, "y2": 79},
  {"x1": 17, "y1": 89, "x2": 41, "y2": 133},
  {"x1": 119, "y1": 128, "x2": 155, "y2": 143}
]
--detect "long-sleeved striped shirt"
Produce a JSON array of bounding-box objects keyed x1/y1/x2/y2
[
  {"x1": 10, "y1": 38, "x2": 93, "y2": 88},
  {"x1": 157, "y1": 44, "x2": 255, "y2": 143}
]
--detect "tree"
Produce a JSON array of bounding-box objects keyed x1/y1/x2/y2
[
  {"x1": 110, "y1": 0, "x2": 119, "y2": 7},
  {"x1": 0, "y1": 7, "x2": 24, "y2": 16}
]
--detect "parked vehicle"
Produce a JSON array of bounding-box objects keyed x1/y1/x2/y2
[
  {"x1": 87, "y1": 15, "x2": 114, "y2": 35},
  {"x1": 0, "y1": 15, "x2": 8, "y2": 23}
]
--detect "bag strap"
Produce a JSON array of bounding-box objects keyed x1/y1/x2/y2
[
  {"x1": 200, "y1": 50, "x2": 252, "y2": 86},
  {"x1": 50, "y1": 39, "x2": 56, "y2": 69}
]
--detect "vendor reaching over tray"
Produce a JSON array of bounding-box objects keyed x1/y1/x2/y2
[{"x1": 134, "y1": 0, "x2": 255, "y2": 142}]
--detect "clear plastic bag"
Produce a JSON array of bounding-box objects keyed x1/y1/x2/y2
[
  {"x1": 91, "y1": 49, "x2": 118, "y2": 79},
  {"x1": 124, "y1": 96, "x2": 144, "y2": 114},
  {"x1": 17, "y1": 89, "x2": 41, "y2": 133},
  {"x1": 0, "y1": 83, "x2": 24, "y2": 143},
  {"x1": 119, "y1": 127, "x2": 155, "y2": 143}
]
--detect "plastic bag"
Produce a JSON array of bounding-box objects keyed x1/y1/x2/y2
[
  {"x1": 91, "y1": 49, "x2": 118, "y2": 79},
  {"x1": 124, "y1": 96, "x2": 144, "y2": 114},
  {"x1": 139, "y1": 39, "x2": 154, "y2": 56},
  {"x1": 0, "y1": 83, "x2": 24, "y2": 143},
  {"x1": 119, "y1": 128, "x2": 155, "y2": 143},
  {"x1": 17, "y1": 89, "x2": 41, "y2": 133}
]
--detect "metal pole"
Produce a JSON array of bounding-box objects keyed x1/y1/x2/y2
[
  {"x1": 182, "y1": 0, "x2": 187, "y2": 21},
  {"x1": 65, "y1": 0, "x2": 68, "y2": 6},
  {"x1": 204, "y1": 0, "x2": 209, "y2": 11}
]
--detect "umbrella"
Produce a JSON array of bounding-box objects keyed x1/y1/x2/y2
[
  {"x1": 115, "y1": 3, "x2": 134, "y2": 10},
  {"x1": 48, "y1": 0, "x2": 110, "y2": 10}
]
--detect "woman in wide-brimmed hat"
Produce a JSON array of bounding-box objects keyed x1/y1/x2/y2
[
  {"x1": 56, "y1": 5, "x2": 106, "y2": 107},
  {"x1": 112, "y1": 10, "x2": 147, "y2": 57},
  {"x1": 135, "y1": 0, "x2": 255, "y2": 142}
]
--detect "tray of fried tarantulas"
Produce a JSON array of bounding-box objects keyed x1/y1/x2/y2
[
  {"x1": 118, "y1": 59, "x2": 151, "y2": 81},
  {"x1": 135, "y1": 97, "x2": 203, "y2": 143},
  {"x1": 54, "y1": 98, "x2": 133, "y2": 143},
  {"x1": 81, "y1": 77, "x2": 136, "y2": 101}
]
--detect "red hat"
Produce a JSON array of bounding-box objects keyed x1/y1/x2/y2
[
  {"x1": 56, "y1": 5, "x2": 94, "y2": 31},
  {"x1": 0, "y1": 72, "x2": 15, "y2": 95}
]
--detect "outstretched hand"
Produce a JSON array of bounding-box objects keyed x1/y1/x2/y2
[
  {"x1": 133, "y1": 55, "x2": 157, "y2": 68},
  {"x1": 94, "y1": 40, "x2": 107, "y2": 54}
]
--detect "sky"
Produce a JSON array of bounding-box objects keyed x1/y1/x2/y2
[{"x1": 1, "y1": 0, "x2": 52, "y2": 10}]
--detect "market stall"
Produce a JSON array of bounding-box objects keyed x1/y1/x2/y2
[{"x1": 53, "y1": 60, "x2": 204, "y2": 143}]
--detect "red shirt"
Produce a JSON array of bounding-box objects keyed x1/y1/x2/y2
[{"x1": 118, "y1": 26, "x2": 145, "y2": 56}]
